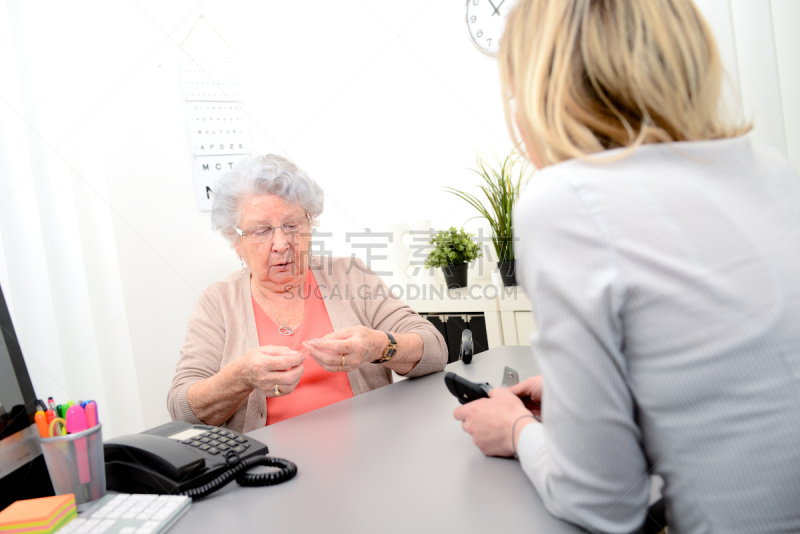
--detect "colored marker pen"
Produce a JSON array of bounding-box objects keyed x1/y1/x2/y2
[
  {"x1": 66, "y1": 405, "x2": 90, "y2": 484},
  {"x1": 44, "y1": 409, "x2": 58, "y2": 436},
  {"x1": 34, "y1": 410, "x2": 48, "y2": 438},
  {"x1": 85, "y1": 401, "x2": 98, "y2": 428}
]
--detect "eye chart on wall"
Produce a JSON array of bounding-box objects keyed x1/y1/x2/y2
[{"x1": 179, "y1": 19, "x2": 250, "y2": 211}]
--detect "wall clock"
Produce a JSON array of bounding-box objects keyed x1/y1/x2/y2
[{"x1": 465, "y1": 0, "x2": 516, "y2": 56}]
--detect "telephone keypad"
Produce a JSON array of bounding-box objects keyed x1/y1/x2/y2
[{"x1": 183, "y1": 424, "x2": 263, "y2": 462}]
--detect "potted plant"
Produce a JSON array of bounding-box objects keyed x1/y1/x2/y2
[
  {"x1": 423, "y1": 227, "x2": 482, "y2": 289},
  {"x1": 444, "y1": 152, "x2": 531, "y2": 286}
]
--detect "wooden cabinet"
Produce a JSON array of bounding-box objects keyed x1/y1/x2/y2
[
  {"x1": 497, "y1": 287, "x2": 537, "y2": 346},
  {"x1": 405, "y1": 284, "x2": 536, "y2": 348},
  {"x1": 514, "y1": 312, "x2": 536, "y2": 345}
]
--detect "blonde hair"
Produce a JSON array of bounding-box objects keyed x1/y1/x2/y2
[{"x1": 499, "y1": 0, "x2": 751, "y2": 166}]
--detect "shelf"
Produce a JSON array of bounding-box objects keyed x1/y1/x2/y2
[{"x1": 402, "y1": 283, "x2": 536, "y2": 349}]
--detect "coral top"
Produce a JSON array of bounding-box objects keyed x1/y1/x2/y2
[{"x1": 254, "y1": 270, "x2": 353, "y2": 425}]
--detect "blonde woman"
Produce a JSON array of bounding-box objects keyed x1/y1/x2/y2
[{"x1": 454, "y1": 1, "x2": 800, "y2": 533}]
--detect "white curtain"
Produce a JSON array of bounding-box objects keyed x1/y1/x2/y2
[{"x1": 0, "y1": 2, "x2": 146, "y2": 437}]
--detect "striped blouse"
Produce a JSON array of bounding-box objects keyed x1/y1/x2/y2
[{"x1": 514, "y1": 137, "x2": 800, "y2": 534}]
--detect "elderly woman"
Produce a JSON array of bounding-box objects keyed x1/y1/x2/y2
[
  {"x1": 455, "y1": 1, "x2": 800, "y2": 533},
  {"x1": 168, "y1": 154, "x2": 447, "y2": 433}
]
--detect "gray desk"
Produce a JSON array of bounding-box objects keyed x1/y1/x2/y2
[{"x1": 169, "y1": 346, "x2": 586, "y2": 534}]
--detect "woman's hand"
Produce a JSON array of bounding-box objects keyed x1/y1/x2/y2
[
  {"x1": 453, "y1": 388, "x2": 534, "y2": 457},
  {"x1": 508, "y1": 375, "x2": 543, "y2": 418},
  {"x1": 303, "y1": 326, "x2": 385, "y2": 372},
  {"x1": 238, "y1": 345, "x2": 306, "y2": 397}
]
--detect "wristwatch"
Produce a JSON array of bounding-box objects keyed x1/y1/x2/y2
[{"x1": 375, "y1": 331, "x2": 397, "y2": 363}]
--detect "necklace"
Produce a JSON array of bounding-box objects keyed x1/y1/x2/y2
[{"x1": 256, "y1": 285, "x2": 301, "y2": 336}]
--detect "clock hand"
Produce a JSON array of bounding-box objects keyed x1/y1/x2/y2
[{"x1": 488, "y1": 0, "x2": 501, "y2": 16}]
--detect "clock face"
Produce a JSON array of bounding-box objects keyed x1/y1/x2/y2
[{"x1": 465, "y1": 0, "x2": 516, "y2": 56}]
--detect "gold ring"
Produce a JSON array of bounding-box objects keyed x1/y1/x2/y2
[
  {"x1": 274, "y1": 384, "x2": 280, "y2": 396},
  {"x1": 341, "y1": 354, "x2": 346, "y2": 366}
]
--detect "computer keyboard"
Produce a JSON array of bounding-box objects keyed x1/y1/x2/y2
[{"x1": 57, "y1": 493, "x2": 191, "y2": 534}]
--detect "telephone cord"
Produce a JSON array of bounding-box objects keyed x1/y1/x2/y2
[{"x1": 180, "y1": 454, "x2": 297, "y2": 500}]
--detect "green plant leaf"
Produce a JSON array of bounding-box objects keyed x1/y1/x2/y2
[
  {"x1": 440, "y1": 151, "x2": 532, "y2": 262},
  {"x1": 422, "y1": 227, "x2": 483, "y2": 267}
]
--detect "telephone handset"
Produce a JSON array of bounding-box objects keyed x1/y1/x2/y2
[{"x1": 104, "y1": 421, "x2": 296, "y2": 499}]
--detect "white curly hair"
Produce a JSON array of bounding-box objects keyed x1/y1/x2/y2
[{"x1": 210, "y1": 154, "x2": 324, "y2": 247}]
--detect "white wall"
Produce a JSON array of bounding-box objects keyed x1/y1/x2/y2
[
  {"x1": 770, "y1": 0, "x2": 800, "y2": 172},
  {"x1": 0, "y1": 0, "x2": 797, "y2": 435},
  {"x1": 694, "y1": 0, "x2": 800, "y2": 170}
]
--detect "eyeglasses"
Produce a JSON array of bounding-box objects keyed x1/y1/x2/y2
[{"x1": 235, "y1": 215, "x2": 310, "y2": 243}]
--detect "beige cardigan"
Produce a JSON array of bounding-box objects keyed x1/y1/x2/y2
[{"x1": 167, "y1": 256, "x2": 448, "y2": 433}]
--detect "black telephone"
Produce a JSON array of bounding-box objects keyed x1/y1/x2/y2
[{"x1": 104, "y1": 421, "x2": 296, "y2": 499}]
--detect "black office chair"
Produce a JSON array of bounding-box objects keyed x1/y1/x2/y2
[{"x1": 459, "y1": 329, "x2": 473, "y2": 364}]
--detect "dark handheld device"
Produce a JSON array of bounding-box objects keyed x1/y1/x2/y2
[
  {"x1": 444, "y1": 372, "x2": 492, "y2": 404},
  {"x1": 445, "y1": 367, "x2": 541, "y2": 417}
]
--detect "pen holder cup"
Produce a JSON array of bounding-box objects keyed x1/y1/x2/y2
[{"x1": 40, "y1": 423, "x2": 106, "y2": 512}]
